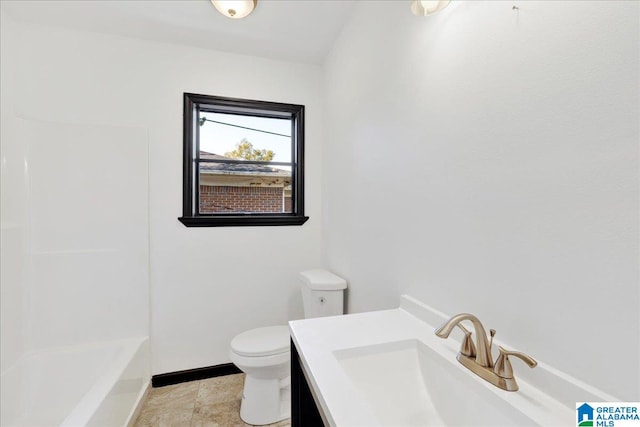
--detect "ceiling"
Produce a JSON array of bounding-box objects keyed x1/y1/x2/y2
[{"x1": 0, "y1": 0, "x2": 358, "y2": 65}]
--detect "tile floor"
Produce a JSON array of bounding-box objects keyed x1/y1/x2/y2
[{"x1": 133, "y1": 373, "x2": 291, "y2": 427}]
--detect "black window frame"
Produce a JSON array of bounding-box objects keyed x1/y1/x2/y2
[{"x1": 178, "y1": 93, "x2": 309, "y2": 227}]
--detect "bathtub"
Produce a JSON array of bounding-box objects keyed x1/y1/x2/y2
[{"x1": 1, "y1": 337, "x2": 150, "y2": 427}]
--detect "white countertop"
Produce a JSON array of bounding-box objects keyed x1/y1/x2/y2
[
  {"x1": 289, "y1": 295, "x2": 612, "y2": 427},
  {"x1": 291, "y1": 307, "x2": 432, "y2": 426}
]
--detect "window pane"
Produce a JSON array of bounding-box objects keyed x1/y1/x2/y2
[
  {"x1": 199, "y1": 163, "x2": 293, "y2": 214},
  {"x1": 199, "y1": 112, "x2": 292, "y2": 163},
  {"x1": 180, "y1": 93, "x2": 307, "y2": 227}
]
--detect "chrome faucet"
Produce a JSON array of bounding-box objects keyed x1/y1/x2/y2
[{"x1": 434, "y1": 313, "x2": 537, "y2": 392}]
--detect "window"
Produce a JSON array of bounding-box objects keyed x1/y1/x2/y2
[{"x1": 179, "y1": 93, "x2": 308, "y2": 227}]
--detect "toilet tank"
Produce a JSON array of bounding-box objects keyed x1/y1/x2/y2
[{"x1": 300, "y1": 269, "x2": 347, "y2": 319}]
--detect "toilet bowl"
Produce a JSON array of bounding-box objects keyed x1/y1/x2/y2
[
  {"x1": 229, "y1": 269, "x2": 347, "y2": 425},
  {"x1": 229, "y1": 326, "x2": 291, "y2": 425}
]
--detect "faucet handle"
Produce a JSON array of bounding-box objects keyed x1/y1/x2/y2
[
  {"x1": 494, "y1": 346, "x2": 538, "y2": 379},
  {"x1": 456, "y1": 324, "x2": 476, "y2": 358}
]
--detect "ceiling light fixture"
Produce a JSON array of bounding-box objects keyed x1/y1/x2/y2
[
  {"x1": 211, "y1": 0, "x2": 257, "y2": 19},
  {"x1": 411, "y1": 0, "x2": 451, "y2": 16}
]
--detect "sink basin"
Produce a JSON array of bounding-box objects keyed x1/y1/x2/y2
[
  {"x1": 291, "y1": 297, "x2": 584, "y2": 426},
  {"x1": 334, "y1": 339, "x2": 539, "y2": 426}
]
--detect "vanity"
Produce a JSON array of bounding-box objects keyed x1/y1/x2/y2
[{"x1": 289, "y1": 295, "x2": 616, "y2": 426}]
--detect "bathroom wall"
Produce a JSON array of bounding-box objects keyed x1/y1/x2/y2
[
  {"x1": 0, "y1": 14, "x2": 323, "y2": 374},
  {"x1": 323, "y1": 1, "x2": 639, "y2": 400}
]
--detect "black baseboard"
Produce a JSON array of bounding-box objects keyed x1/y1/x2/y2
[{"x1": 152, "y1": 363, "x2": 242, "y2": 388}]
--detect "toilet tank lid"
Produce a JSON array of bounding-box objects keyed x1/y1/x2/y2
[{"x1": 299, "y1": 269, "x2": 347, "y2": 290}]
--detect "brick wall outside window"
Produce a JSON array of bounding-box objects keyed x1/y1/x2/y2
[{"x1": 199, "y1": 185, "x2": 283, "y2": 213}]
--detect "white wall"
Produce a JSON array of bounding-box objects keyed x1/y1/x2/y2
[
  {"x1": 0, "y1": 15, "x2": 323, "y2": 374},
  {"x1": 323, "y1": 1, "x2": 639, "y2": 400}
]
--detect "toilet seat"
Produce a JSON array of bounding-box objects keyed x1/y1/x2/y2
[{"x1": 230, "y1": 325, "x2": 289, "y2": 357}]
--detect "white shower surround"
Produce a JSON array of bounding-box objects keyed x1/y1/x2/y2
[{"x1": 1, "y1": 10, "x2": 152, "y2": 422}]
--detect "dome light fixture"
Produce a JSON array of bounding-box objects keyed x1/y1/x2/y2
[
  {"x1": 411, "y1": 0, "x2": 451, "y2": 16},
  {"x1": 211, "y1": 0, "x2": 257, "y2": 19}
]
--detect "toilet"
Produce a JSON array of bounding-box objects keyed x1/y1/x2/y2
[{"x1": 229, "y1": 269, "x2": 347, "y2": 425}]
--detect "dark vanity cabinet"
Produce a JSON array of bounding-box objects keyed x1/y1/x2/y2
[{"x1": 291, "y1": 340, "x2": 326, "y2": 427}]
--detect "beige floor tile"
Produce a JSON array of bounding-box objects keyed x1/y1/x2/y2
[
  {"x1": 144, "y1": 381, "x2": 201, "y2": 410},
  {"x1": 191, "y1": 400, "x2": 246, "y2": 427},
  {"x1": 133, "y1": 406, "x2": 194, "y2": 427},
  {"x1": 192, "y1": 398, "x2": 291, "y2": 427},
  {"x1": 132, "y1": 376, "x2": 291, "y2": 427},
  {"x1": 196, "y1": 374, "x2": 245, "y2": 407}
]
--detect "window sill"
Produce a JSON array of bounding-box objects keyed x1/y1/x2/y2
[{"x1": 178, "y1": 215, "x2": 309, "y2": 227}]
